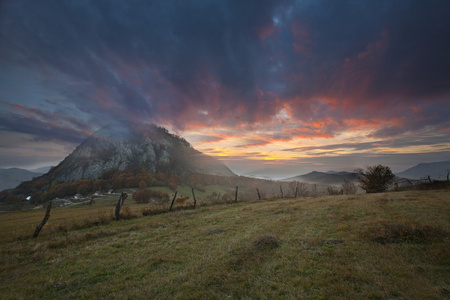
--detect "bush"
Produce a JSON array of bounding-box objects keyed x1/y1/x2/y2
[
  {"x1": 327, "y1": 186, "x2": 340, "y2": 195},
  {"x1": 366, "y1": 222, "x2": 448, "y2": 244},
  {"x1": 139, "y1": 180, "x2": 147, "y2": 190},
  {"x1": 222, "y1": 193, "x2": 233, "y2": 202},
  {"x1": 133, "y1": 189, "x2": 152, "y2": 204},
  {"x1": 356, "y1": 165, "x2": 395, "y2": 193},
  {"x1": 341, "y1": 180, "x2": 357, "y2": 195},
  {"x1": 132, "y1": 189, "x2": 169, "y2": 204}
]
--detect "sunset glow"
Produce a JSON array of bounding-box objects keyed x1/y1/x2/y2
[{"x1": 0, "y1": 0, "x2": 449, "y2": 176}]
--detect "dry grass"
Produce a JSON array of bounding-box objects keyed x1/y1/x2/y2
[{"x1": 0, "y1": 189, "x2": 448, "y2": 299}]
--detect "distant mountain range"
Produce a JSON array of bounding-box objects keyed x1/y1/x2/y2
[
  {"x1": 0, "y1": 168, "x2": 43, "y2": 191},
  {"x1": 1, "y1": 128, "x2": 448, "y2": 192},
  {"x1": 283, "y1": 171, "x2": 359, "y2": 185},
  {"x1": 396, "y1": 161, "x2": 450, "y2": 180},
  {"x1": 29, "y1": 166, "x2": 52, "y2": 173}
]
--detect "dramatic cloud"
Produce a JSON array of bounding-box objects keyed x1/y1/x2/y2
[{"x1": 0, "y1": 0, "x2": 449, "y2": 172}]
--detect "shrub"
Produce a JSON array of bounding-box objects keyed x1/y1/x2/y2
[
  {"x1": 139, "y1": 180, "x2": 147, "y2": 190},
  {"x1": 222, "y1": 193, "x2": 233, "y2": 202},
  {"x1": 327, "y1": 186, "x2": 340, "y2": 195},
  {"x1": 252, "y1": 235, "x2": 280, "y2": 250},
  {"x1": 152, "y1": 190, "x2": 170, "y2": 202},
  {"x1": 133, "y1": 189, "x2": 152, "y2": 204},
  {"x1": 366, "y1": 222, "x2": 448, "y2": 244},
  {"x1": 341, "y1": 179, "x2": 357, "y2": 195},
  {"x1": 356, "y1": 165, "x2": 395, "y2": 193}
]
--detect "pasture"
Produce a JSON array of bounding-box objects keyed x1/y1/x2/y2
[{"x1": 0, "y1": 189, "x2": 448, "y2": 299}]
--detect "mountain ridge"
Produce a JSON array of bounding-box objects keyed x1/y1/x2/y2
[
  {"x1": 396, "y1": 161, "x2": 450, "y2": 180},
  {"x1": 283, "y1": 171, "x2": 358, "y2": 185},
  {"x1": 0, "y1": 168, "x2": 43, "y2": 191}
]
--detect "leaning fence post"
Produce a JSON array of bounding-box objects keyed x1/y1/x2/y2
[
  {"x1": 256, "y1": 188, "x2": 261, "y2": 200},
  {"x1": 169, "y1": 191, "x2": 178, "y2": 211},
  {"x1": 114, "y1": 192, "x2": 128, "y2": 221},
  {"x1": 235, "y1": 186, "x2": 238, "y2": 202},
  {"x1": 191, "y1": 188, "x2": 197, "y2": 209},
  {"x1": 33, "y1": 200, "x2": 52, "y2": 238}
]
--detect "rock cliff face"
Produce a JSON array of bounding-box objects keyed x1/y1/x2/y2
[{"x1": 46, "y1": 124, "x2": 234, "y2": 182}]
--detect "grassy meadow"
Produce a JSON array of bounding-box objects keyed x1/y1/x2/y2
[{"x1": 0, "y1": 189, "x2": 449, "y2": 299}]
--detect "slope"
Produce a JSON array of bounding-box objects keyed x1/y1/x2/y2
[{"x1": 0, "y1": 190, "x2": 448, "y2": 299}]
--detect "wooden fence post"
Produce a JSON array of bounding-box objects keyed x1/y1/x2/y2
[
  {"x1": 235, "y1": 186, "x2": 238, "y2": 202},
  {"x1": 256, "y1": 188, "x2": 261, "y2": 200},
  {"x1": 191, "y1": 188, "x2": 197, "y2": 209},
  {"x1": 33, "y1": 201, "x2": 52, "y2": 238},
  {"x1": 169, "y1": 191, "x2": 178, "y2": 211},
  {"x1": 114, "y1": 192, "x2": 128, "y2": 220},
  {"x1": 280, "y1": 185, "x2": 284, "y2": 198},
  {"x1": 294, "y1": 186, "x2": 298, "y2": 198},
  {"x1": 217, "y1": 192, "x2": 221, "y2": 202}
]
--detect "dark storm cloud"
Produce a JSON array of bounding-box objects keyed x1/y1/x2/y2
[
  {"x1": 0, "y1": 0, "x2": 291, "y2": 131},
  {"x1": 283, "y1": 0, "x2": 450, "y2": 98},
  {"x1": 0, "y1": 103, "x2": 92, "y2": 143},
  {"x1": 1, "y1": 0, "x2": 449, "y2": 144}
]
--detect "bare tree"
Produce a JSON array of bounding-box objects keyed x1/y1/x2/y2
[{"x1": 288, "y1": 181, "x2": 308, "y2": 197}]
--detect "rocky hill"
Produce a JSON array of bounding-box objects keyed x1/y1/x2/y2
[{"x1": 43, "y1": 124, "x2": 235, "y2": 183}]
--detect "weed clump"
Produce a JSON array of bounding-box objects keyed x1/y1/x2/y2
[
  {"x1": 252, "y1": 235, "x2": 280, "y2": 250},
  {"x1": 366, "y1": 222, "x2": 448, "y2": 244},
  {"x1": 141, "y1": 205, "x2": 168, "y2": 216}
]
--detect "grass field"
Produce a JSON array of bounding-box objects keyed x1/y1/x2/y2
[{"x1": 0, "y1": 189, "x2": 449, "y2": 299}]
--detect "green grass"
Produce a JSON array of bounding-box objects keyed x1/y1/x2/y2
[{"x1": 0, "y1": 190, "x2": 449, "y2": 299}]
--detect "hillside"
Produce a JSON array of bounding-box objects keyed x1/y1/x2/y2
[
  {"x1": 44, "y1": 124, "x2": 234, "y2": 183},
  {"x1": 0, "y1": 190, "x2": 448, "y2": 299},
  {"x1": 396, "y1": 161, "x2": 450, "y2": 180},
  {"x1": 284, "y1": 171, "x2": 358, "y2": 185},
  {"x1": 0, "y1": 168, "x2": 42, "y2": 191}
]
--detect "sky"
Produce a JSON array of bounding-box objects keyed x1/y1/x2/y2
[{"x1": 1, "y1": 0, "x2": 450, "y2": 178}]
